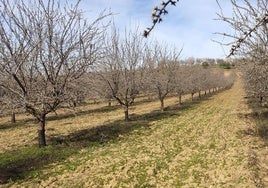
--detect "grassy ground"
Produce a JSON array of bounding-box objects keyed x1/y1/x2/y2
[{"x1": 0, "y1": 77, "x2": 267, "y2": 187}]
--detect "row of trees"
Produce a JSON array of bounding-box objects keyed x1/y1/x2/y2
[
  {"x1": 0, "y1": 0, "x2": 235, "y2": 147},
  {"x1": 91, "y1": 27, "x2": 235, "y2": 121},
  {"x1": 217, "y1": 0, "x2": 268, "y2": 105}
]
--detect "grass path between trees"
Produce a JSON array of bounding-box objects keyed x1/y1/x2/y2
[{"x1": 2, "y1": 77, "x2": 267, "y2": 187}]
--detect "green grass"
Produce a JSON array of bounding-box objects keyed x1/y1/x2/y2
[{"x1": 0, "y1": 145, "x2": 77, "y2": 183}]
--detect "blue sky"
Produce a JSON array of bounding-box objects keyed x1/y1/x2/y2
[{"x1": 79, "y1": 0, "x2": 234, "y2": 59}]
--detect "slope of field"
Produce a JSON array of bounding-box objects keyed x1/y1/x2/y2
[{"x1": 1, "y1": 78, "x2": 267, "y2": 187}]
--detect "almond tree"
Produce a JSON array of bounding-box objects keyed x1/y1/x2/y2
[
  {"x1": 89, "y1": 72, "x2": 114, "y2": 107},
  {"x1": 144, "y1": 42, "x2": 181, "y2": 111},
  {"x1": 0, "y1": 85, "x2": 23, "y2": 123},
  {"x1": 172, "y1": 65, "x2": 189, "y2": 105},
  {"x1": 183, "y1": 65, "x2": 200, "y2": 101},
  {"x1": 0, "y1": 0, "x2": 110, "y2": 147},
  {"x1": 0, "y1": 88, "x2": 21, "y2": 123},
  {"x1": 96, "y1": 28, "x2": 144, "y2": 121},
  {"x1": 243, "y1": 61, "x2": 268, "y2": 104},
  {"x1": 217, "y1": 0, "x2": 268, "y2": 104}
]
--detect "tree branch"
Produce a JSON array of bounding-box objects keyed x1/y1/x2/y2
[{"x1": 143, "y1": 0, "x2": 179, "y2": 37}]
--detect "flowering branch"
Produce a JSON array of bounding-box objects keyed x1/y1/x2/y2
[
  {"x1": 143, "y1": 0, "x2": 179, "y2": 38},
  {"x1": 227, "y1": 14, "x2": 268, "y2": 57}
]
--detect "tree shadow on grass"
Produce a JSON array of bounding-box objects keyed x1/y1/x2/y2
[
  {"x1": 238, "y1": 97, "x2": 268, "y2": 144},
  {"x1": 239, "y1": 111, "x2": 268, "y2": 143},
  {"x1": 0, "y1": 145, "x2": 76, "y2": 184},
  {"x1": 253, "y1": 111, "x2": 268, "y2": 143},
  {"x1": 0, "y1": 105, "x2": 121, "y2": 131},
  {"x1": 0, "y1": 112, "x2": 166, "y2": 184},
  {"x1": 0, "y1": 118, "x2": 34, "y2": 131},
  {"x1": 0, "y1": 93, "x2": 212, "y2": 185}
]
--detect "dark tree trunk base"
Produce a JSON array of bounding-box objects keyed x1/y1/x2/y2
[
  {"x1": 38, "y1": 129, "x2": 46, "y2": 147},
  {"x1": 11, "y1": 112, "x2": 16, "y2": 123},
  {"x1": 124, "y1": 106, "x2": 130, "y2": 121},
  {"x1": 160, "y1": 99, "x2": 165, "y2": 112},
  {"x1": 38, "y1": 115, "x2": 47, "y2": 147},
  {"x1": 179, "y1": 94, "x2": 182, "y2": 105}
]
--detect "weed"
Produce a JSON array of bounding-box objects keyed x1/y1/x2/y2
[{"x1": 209, "y1": 143, "x2": 216, "y2": 149}]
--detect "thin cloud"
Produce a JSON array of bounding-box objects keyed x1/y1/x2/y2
[{"x1": 79, "y1": 0, "x2": 234, "y2": 59}]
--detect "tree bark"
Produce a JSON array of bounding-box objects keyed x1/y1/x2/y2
[
  {"x1": 38, "y1": 114, "x2": 47, "y2": 147},
  {"x1": 179, "y1": 94, "x2": 182, "y2": 105},
  {"x1": 259, "y1": 96, "x2": 263, "y2": 105},
  {"x1": 160, "y1": 98, "x2": 165, "y2": 112},
  {"x1": 11, "y1": 111, "x2": 16, "y2": 123},
  {"x1": 73, "y1": 101, "x2": 77, "y2": 107},
  {"x1": 124, "y1": 105, "x2": 130, "y2": 121}
]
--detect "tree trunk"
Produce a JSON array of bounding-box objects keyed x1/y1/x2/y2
[
  {"x1": 11, "y1": 111, "x2": 16, "y2": 123},
  {"x1": 179, "y1": 94, "x2": 182, "y2": 105},
  {"x1": 160, "y1": 98, "x2": 165, "y2": 112},
  {"x1": 198, "y1": 91, "x2": 201, "y2": 99},
  {"x1": 38, "y1": 114, "x2": 47, "y2": 147},
  {"x1": 205, "y1": 91, "x2": 207, "y2": 95},
  {"x1": 124, "y1": 105, "x2": 129, "y2": 121},
  {"x1": 191, "y1": 93, "x2": 194, "y2": 101},
  {"x1": 108, "y1": 99, "x2": 111, "y2": 107},
  {"x1": 259, "y1": 96, "x2": 263, "y2": 105}
]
